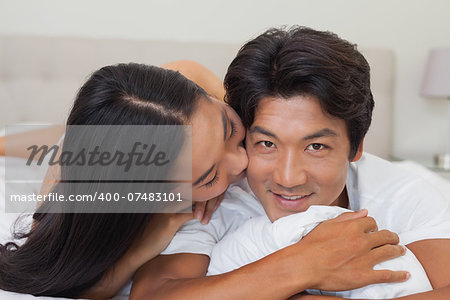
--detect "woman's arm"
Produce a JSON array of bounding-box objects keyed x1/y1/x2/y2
[
  {"x1": 161, "y1": 60, "x2": 226, "y2": 102},
  {"x1": 393, "y1": 239, "x2": 450, "y2": 300},
  {"x1": 78, "y1": 194, "x2": 223, "y2": 299},
  {"x1": 129, "y1": 211, "x2": 409, "y2": 300},
  {"x1": 293, "y1": 239, "x2": 450, "y2": 300},
  {"x1": 80, "y1": 213, "x2": 193, "y2": 300},
  {"x1": 80, "y1": 197, "x2": 223, "y2": 299},
  {"x1": 407, "y1": 239, "x2": 450, "y2": 290}
]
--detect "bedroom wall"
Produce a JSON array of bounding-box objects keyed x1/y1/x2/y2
[{"x1": 1, "y1": 0, "x2": 449, "y2": 159}]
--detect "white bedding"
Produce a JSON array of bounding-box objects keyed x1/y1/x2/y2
[
  {"x1": 0, "y1": 157, "x2": 130, "y2": 300},
  {"x1": 0, "y1": 156, "x2": 449, "y2": 300}
]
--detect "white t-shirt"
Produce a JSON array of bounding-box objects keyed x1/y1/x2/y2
[
  {"x1": 162, "y1": 153, "x2": 450, "y2": 256},
  {"x1": 161, "y1": 177, "x2": 265, "y2": 256},
  {"x1": 207, "y1": 205, "x2": 432, "y2": 299}
]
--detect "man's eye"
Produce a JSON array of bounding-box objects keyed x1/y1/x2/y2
[
  {"x1": 259, "y1": 141, "x2": 275, "y2": 148},
  {"x1": 306, "y1": 143, "x2": 325, "y2": 151}
]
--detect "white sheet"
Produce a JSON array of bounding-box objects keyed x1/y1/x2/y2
[
  {"x1": 1, "y1": 156, "x2": 449, "y2": 300},
  {"x1": 0, "y1": 156, "x2": 130, "y2": 300},
  {"x1": 0, "y1": 156, "x2": 77, "y2": 300},
  {"x1": 393, "y1": 160, "x2": 450, "y2": 201}
]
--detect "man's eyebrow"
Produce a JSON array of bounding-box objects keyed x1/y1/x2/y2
[
  {"x1": 221, "y1": 109, "x2": 227, "y2": 141},
  {"x1": 303, "y1": 128, "x2": 338, "y2": 140},
  {"x1": 193, "y1": 163, "x2": 216, "y2": 186},
  {"x1": 248, "y1": 126, "x2": 278, "y2": 140}
]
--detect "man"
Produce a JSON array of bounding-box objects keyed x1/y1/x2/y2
[{"x1": 130, "y1": 27, "x2": 449, "y2": 299}]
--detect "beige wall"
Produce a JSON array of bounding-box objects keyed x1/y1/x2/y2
[{"x1": 1, "y1": 0, "x2": 449, "y2": 158}]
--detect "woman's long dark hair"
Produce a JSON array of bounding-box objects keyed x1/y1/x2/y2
[{"x1": 0, "y1": 63, "x2": 206, "y2": 297}]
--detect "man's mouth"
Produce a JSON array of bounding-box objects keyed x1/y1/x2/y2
[
  {"x1": 271, "y1": 191, "x2": 312, "y2": 210},
  {"x1": 278, "y1": 194, "x2": 306, "y2": 200},
  {"x1": 272, "y1": 192, "x2": 311, "y2": 200}
]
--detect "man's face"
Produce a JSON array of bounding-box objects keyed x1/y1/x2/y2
[{"x1": 245, "y1": 95, "x2": 363, "y2": 222}]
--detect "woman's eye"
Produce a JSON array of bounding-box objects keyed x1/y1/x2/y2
[
  {"x1": 230, "y1": 119, "x2": 237, "y2": 138},
  {"x1": 204, "y1": 172, "x2": 219, "y2": 188},
  {"x1": 306, "y1": 143, "x2": 325, "y2": 151}
]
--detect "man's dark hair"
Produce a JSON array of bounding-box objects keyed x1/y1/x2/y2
[{"x1": 224, "y1": 26, "x2": 374, "y2": 159}]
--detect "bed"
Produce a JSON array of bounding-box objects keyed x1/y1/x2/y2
[
  {"x1": 1, "y1": 35, "x2": 449, "y2": 300},
  {"x1": 0, "y1": 35, "x2": 394, "y2": 159}
]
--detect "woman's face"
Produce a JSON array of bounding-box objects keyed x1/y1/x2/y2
[{"x1": 190, "y1": 97, "x2": 247, "y2": 202}]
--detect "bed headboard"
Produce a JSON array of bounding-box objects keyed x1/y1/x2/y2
[{"x1": 0, "y1": 35, "x2": 394, "y2": 159}]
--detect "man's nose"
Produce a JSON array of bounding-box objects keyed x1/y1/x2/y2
[{"x1": 273, "y1": 151, "x2": 307, "y2": 189}]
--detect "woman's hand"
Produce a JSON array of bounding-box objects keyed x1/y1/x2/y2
[
  {"x1": 192, "y1": 191, "x2": 225, "y2": 224},
  {"x1": 276, "y1": 210, "x2": 409, "y2": 293}
]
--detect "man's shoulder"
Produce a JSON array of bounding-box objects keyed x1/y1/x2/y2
[
  {"x1": 347, "y1": 153, "x2": 450, "y2": 243},
  {"x1": 347, "y1": 153, "x2": 429, "y2": 202},
  {"x1": 350, "y1": 153, "x2": 421, "y2": 185},
  {"x1": 347, "y1": 152, "x2": 438, "y2": 219}
]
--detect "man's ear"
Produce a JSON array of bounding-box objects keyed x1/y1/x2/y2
[{"x1": 351, "y1": 139, "x2": 364, "y2": 162}]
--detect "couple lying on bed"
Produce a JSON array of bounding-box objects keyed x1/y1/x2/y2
[{"x1": 0, "y1": 27, "x2": 449, "y2": 300}]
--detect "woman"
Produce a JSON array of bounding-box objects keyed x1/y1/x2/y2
[{"x1": 0, "y1": 61, "x2": 247, "y2": 298}]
